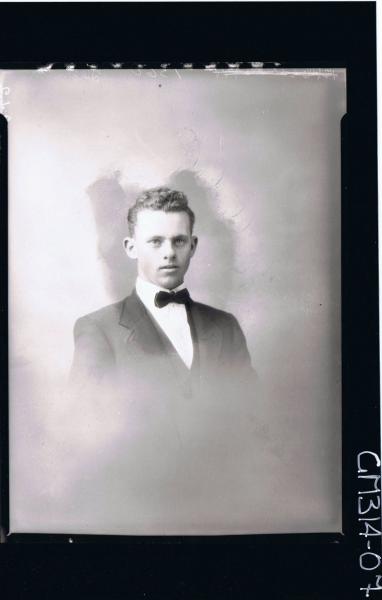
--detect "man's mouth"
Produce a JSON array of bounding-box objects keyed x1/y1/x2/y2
[{"x1": 159, "y1": 266, "x2": 178, "y2": 271}]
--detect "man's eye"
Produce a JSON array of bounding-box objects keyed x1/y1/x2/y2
[
  {"x1": 150, "y1": 239, "x2": 162, "y2": 246},
  {"x1": 174, "y1": 238, "x2": 186, "y2": 247}
]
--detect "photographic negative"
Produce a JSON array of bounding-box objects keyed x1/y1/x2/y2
[{"x1": 3, "y1": 67, "x2": 346, "y2": 535}]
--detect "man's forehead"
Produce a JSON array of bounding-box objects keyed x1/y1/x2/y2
[{"x1": 135, "y1": 209, "x2": 191, "y2": 232}]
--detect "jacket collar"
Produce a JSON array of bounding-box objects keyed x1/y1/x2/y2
[
  {"x1": 118, "y1": 289, "x2": 164, "y2": 354},
  {"x1": 119, "y1": 288, "x2": 148, "y2": 330}
]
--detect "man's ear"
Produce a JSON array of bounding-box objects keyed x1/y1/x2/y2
[
  {"x1": 190, "y1": 236, "x2": 198, "y2": 257},
  {"x1": 123, "y1": 237, "x2": 137, "y2": 259}
]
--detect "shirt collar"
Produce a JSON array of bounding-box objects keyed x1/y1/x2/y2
[{"x1": 136, "y1": 277, "x2": 186, "y2": 310}]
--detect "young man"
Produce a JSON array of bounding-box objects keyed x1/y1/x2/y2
[{"x1": 70, "y1": 187, "x2": 253, "y2": 400}]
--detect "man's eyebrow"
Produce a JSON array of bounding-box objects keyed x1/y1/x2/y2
[{"x1": 147, "y1": 235, "x2": 164, "y2": 240}]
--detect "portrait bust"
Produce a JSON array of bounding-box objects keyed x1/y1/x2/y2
[{"x1": 70, "y1": 186, "x2": 254, "y2": 402}]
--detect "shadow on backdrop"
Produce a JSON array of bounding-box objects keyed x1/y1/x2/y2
[{"x1": 86, "y1": 172, "x2": 138, "y2": 300}]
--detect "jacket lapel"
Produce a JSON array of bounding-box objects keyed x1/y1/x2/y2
[
  {"x1": 189, "y1": 301, "x2": 223, "y2": 377},
  {"x1": 118, "y1": 290, "x2": 165, "y2": 355},
  {"x1": 118, "y1": 291, "x2": 192, "y2": 384}
]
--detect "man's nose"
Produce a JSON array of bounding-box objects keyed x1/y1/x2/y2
[{"x1": 162, "y1": 240, "x2": 176, "y2": 259}]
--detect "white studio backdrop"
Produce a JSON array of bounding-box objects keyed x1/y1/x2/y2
[{"x1": 2, "y1": 68, "x2": 346, "y2": 534}]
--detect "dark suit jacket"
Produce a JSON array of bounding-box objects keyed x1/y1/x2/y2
[
  {"x1": 70, "y1": 290, "x2": 253, "y2": 399},
  {"x1": 66, "y1": 292, "x2": 257, "y2": 530}
]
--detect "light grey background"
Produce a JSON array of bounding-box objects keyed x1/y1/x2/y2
[{"x1": 3, "y1": 68, "x2": 346, "y2": 534}]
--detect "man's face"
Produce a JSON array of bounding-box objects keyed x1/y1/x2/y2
[{"x1": 124, "y1": 209, "x2": 197, "y2": 290}]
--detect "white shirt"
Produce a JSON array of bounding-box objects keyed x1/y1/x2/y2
[{"x1": 135, "y1": 277, "x2": 194, "y2": 369}]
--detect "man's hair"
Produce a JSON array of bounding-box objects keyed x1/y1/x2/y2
[{"x1": 127, "y1": 187, "x2": 195, "y2": 236}]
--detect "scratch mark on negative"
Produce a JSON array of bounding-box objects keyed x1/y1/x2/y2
[
  {"x1": 230, "y1": 207, "x2": 245, "y2": 220},
  {"x1": 237, "y1": 217, "x2": 255, "y2": 233},
  {"x1": 214, "y1": 172, "x2": 224, "y2": 187},
  {"x1": 134, "y1": 129, "x2": 162, "y2": 163}
]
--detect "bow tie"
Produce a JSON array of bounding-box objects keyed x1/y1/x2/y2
[{"x1": 154, "y1": 288, "x2": 191, "y2": 308}]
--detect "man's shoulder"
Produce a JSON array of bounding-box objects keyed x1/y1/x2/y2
[
  {"x1": 75, "y1": 298, "x2": 125, "y2": 329},
  {"x1": 192, "y1": 301, "x2": 239, "y2": 327}
]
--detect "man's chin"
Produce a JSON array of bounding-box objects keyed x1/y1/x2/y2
[{"x1": 156, "y1": 272, "x2": 183, "y2": 290}]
